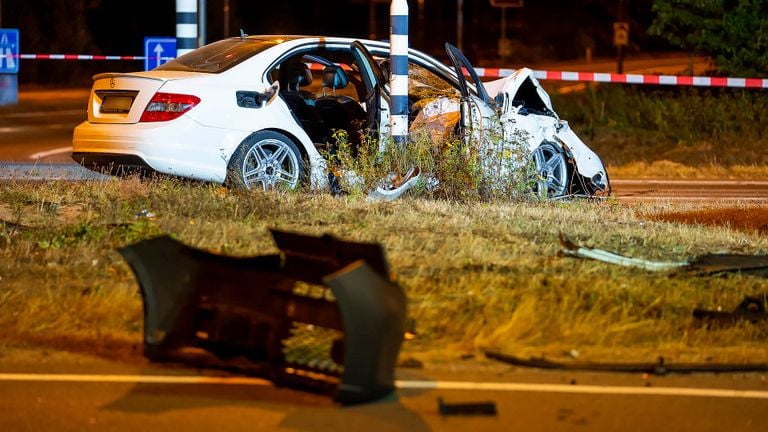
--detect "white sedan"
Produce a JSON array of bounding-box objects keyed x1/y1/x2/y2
[{"x1": 72, "y1": 36, "x2": 609, "y2": 198}]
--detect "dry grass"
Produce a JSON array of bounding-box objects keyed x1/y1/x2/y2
[{"x1": 1, "y1": 177, "x2": 767, "y2": 368}]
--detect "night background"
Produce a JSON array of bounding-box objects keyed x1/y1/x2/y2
[{"x1": 3, "y1": 0, "x2": 672, "y2": 85}]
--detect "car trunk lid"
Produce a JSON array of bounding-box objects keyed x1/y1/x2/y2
[{"x1": 87, "y1": 71, "x2": 199, "y2": 124}]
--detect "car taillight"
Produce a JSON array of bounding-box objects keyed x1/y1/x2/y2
[{"x1": 140, "y1": 92, "x2": 201, "y2": 122}]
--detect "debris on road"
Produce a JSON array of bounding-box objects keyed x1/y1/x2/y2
[
  {"x1": 119, "y1": 229, "x2": 407, "y2": 405},
  {"x1": 438, "y1": 397, "x2": 497, "y2": 416},
  {"x1": 485, "y1": 351, "x2": 768, "y2": 375}
]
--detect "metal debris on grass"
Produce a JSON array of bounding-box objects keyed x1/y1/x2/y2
[
  {"x1": 693, "y1": 295, "x2": 768, "y2": 324},
  {"x1": 559, "y1": 234, "x2": 768, "y2": 275}
]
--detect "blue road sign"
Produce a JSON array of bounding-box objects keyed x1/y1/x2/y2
[
  {"x1": 144, "y1": 37, "x2": 176, "y2": 71},
  {"x1": 0, "y1": 28, "x2": 20, "y2": 74}
]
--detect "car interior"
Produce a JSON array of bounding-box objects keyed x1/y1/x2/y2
[
  {"x1": 268, "y1": 48, "x2": 466, "y2": 153},
  {"x1": 270, "y1": 51, "x2": 370, "y2": 151}
]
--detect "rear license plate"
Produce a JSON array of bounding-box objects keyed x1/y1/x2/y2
[{"x1": 100, "y1": 95, "x2": 134, "y2": 114}]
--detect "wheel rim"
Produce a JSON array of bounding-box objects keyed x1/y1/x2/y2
[
  {"x1": 531, "y1": 143, "x2": 568, "y2": 198},
  {"x1": 241, "y1": 139, "x2": 300, "y2": 190}
]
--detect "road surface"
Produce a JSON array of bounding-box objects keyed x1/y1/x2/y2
[{"x1": 1, "y1": 348, "x2": 766, "y2": 431}]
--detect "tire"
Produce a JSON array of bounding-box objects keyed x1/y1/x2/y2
[
  {"x1": 529, "y1": 141, "x2": 570, "y2": 198},
  {"x1": 226, "y1": 131, "x2": 304, "y2": 190}
]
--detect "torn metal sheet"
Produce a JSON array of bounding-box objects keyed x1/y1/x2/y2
[
  {"x1": 409, "y1": 96, "x2": 461, "y2": 144},
  {"x1": 559, "y1": 235, "x2": 688, "y2": 271},
  {"x1": 693, "y1": 295, "x2": 768, "y2": 324},
  {"x1": 118, "y1": 229, "x2": 406, "y2": 405},
  {"x1": 367, "y1": 167, "x2": 421, "y2": 201},
  {"x1": 485, "y1": 351, "x2": 768, "y2": 375},
  {"x1": 560, "y1": 234, "x2": 768, "y2": 275}
]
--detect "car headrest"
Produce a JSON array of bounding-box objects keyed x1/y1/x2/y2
[
  {"x1": 322, "y1": 65, "x2": 348, "y2": 90},
  {"x1": 280, "y1": 62, "x2": 312, "y2": 88}
]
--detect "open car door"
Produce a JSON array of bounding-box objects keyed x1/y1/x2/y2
[
  {"x1": 444, "y1": 43, "x2": 514, "y2": 184},
  {"x1": 444, "y1": 42, "x2": 495, "y2": 145},
  {"x1": 351, "y1": 40, "x2": 422, "y2": 201},
  {"x1": 350, "y1": 40, "x2": 385, "y2": 136},
  {"x1": 444, "y1": 43, "x2": 492, "y2": 106}
]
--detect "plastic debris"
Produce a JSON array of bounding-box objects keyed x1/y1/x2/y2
[
  {"x1": 118, "y1": 229, "x2": 406, "y2": 405},
  {"x1": 135, "y1": 209, "x2": 155, "y2": 219},
  {"x1": 485, "y1": 351, "x2": 768, "y2": 375},
  {"x1": 438, "y1": 397, "x2": 497, "y2": 416}
]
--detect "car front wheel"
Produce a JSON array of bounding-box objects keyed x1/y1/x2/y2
[
  {"x1": 227, "y1": 131, "x2": 304, "y2": 190},
  {"x1": 530, "y1": 141, "x2": 569, "y2": 198}
]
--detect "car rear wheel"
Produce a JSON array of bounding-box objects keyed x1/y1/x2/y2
[
  {"x1": 530, "y1": 141, "x2": 569, "y2": 198},
  {"x1": 227, "y1": 131, "x2": 304, "y2": 190}
]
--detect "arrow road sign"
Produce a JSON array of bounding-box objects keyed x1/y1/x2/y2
[
  {"x1": 0, "y1": 28, "x2": 20, "y2": 74},
  {"x1": 144, "y1": 37, "x2": 176, "y2": 71}
]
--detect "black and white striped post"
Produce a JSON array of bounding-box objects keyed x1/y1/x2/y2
[
  {"x1": 390, "y1": 0, "x2": 409, "y2": 145},
  {"x1": 176, "y1": 0, "x2": 198, "y2": 57}
]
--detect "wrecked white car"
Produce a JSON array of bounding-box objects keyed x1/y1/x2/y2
[{"x1": 72, "y1": 36, "x2": 609, "y2": 198}]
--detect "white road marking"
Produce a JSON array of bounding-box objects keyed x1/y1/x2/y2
[
  {"x1": 397, "y1": 379, "x2": 768, "y2": 400},
  {"x1": 0, "y1": 373, "x2": 273, "y2": 386},
  {"x1": 29, "y1": 146, "x2": 73, "y2": 160},
  {"x1": 0, "y1": 373, "x2": 766, "y2": 400}
]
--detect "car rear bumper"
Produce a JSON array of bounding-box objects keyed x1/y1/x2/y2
[
  {"x1": 71, "y1": 152, "x2": 156, "y2": 176},
  {"x1": 72, "y1": 117, "x2": 247, "y2": 183}
]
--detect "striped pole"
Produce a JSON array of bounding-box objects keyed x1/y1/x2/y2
[
  {"x1": 176, "y1": 0, "x2": 198, "y2": 57},
  {"x1": 390, "y1": 0, "x2": 409, "y2": 145}
]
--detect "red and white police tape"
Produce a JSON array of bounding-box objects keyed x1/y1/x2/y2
[
  {"x1": 475, "y1": 67, "x2": 768, "y2": 89},
  {"x1": 19, "y1": 54, "x2": 147, "y2": 61},
  {"x1": 14, "y1": 54, "x2": 768, "y2": 89}
]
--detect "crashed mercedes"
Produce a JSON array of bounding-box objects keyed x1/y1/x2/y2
[{"x1": 72, "y1": 36, "x2": 610, "y2": 198}]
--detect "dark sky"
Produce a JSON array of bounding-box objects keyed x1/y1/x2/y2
[
  {"x1": 4, "y1": 0, "x2": 666, "y2": 84},
  {"x1": 4, "y1": 0, "x2": 663, "y2": 60}
]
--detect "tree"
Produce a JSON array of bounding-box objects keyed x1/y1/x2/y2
[{"x1": 649, "y1": 0, "x2": 768, "y2": 77}]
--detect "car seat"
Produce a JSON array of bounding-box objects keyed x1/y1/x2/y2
[
  {"x1": 278, "y1": 62, "x2": 327, "y2": 143},
  {"x1": 315, "y1": 65, "x2": 367, "y2": 147}
]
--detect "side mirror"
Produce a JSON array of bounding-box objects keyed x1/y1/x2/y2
[{"x1": 235, "y1": 82, "x2": 280, "y2": 109}]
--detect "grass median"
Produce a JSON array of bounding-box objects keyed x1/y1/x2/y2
[{"x1": 1, "y1": 177, "x2": 766, "y2": 368}]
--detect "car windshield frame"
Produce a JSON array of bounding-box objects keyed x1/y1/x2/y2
[{"x1": 155, "y1": 38, "x2": 283, "y2": 74}]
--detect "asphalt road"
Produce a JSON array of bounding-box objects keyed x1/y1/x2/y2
[
  {"x1": 0, "y1": 88, "x2": 87, "y2": 163},
  {"x1": 1, "y1": 349, "x2": 767, "y2": 431}
]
